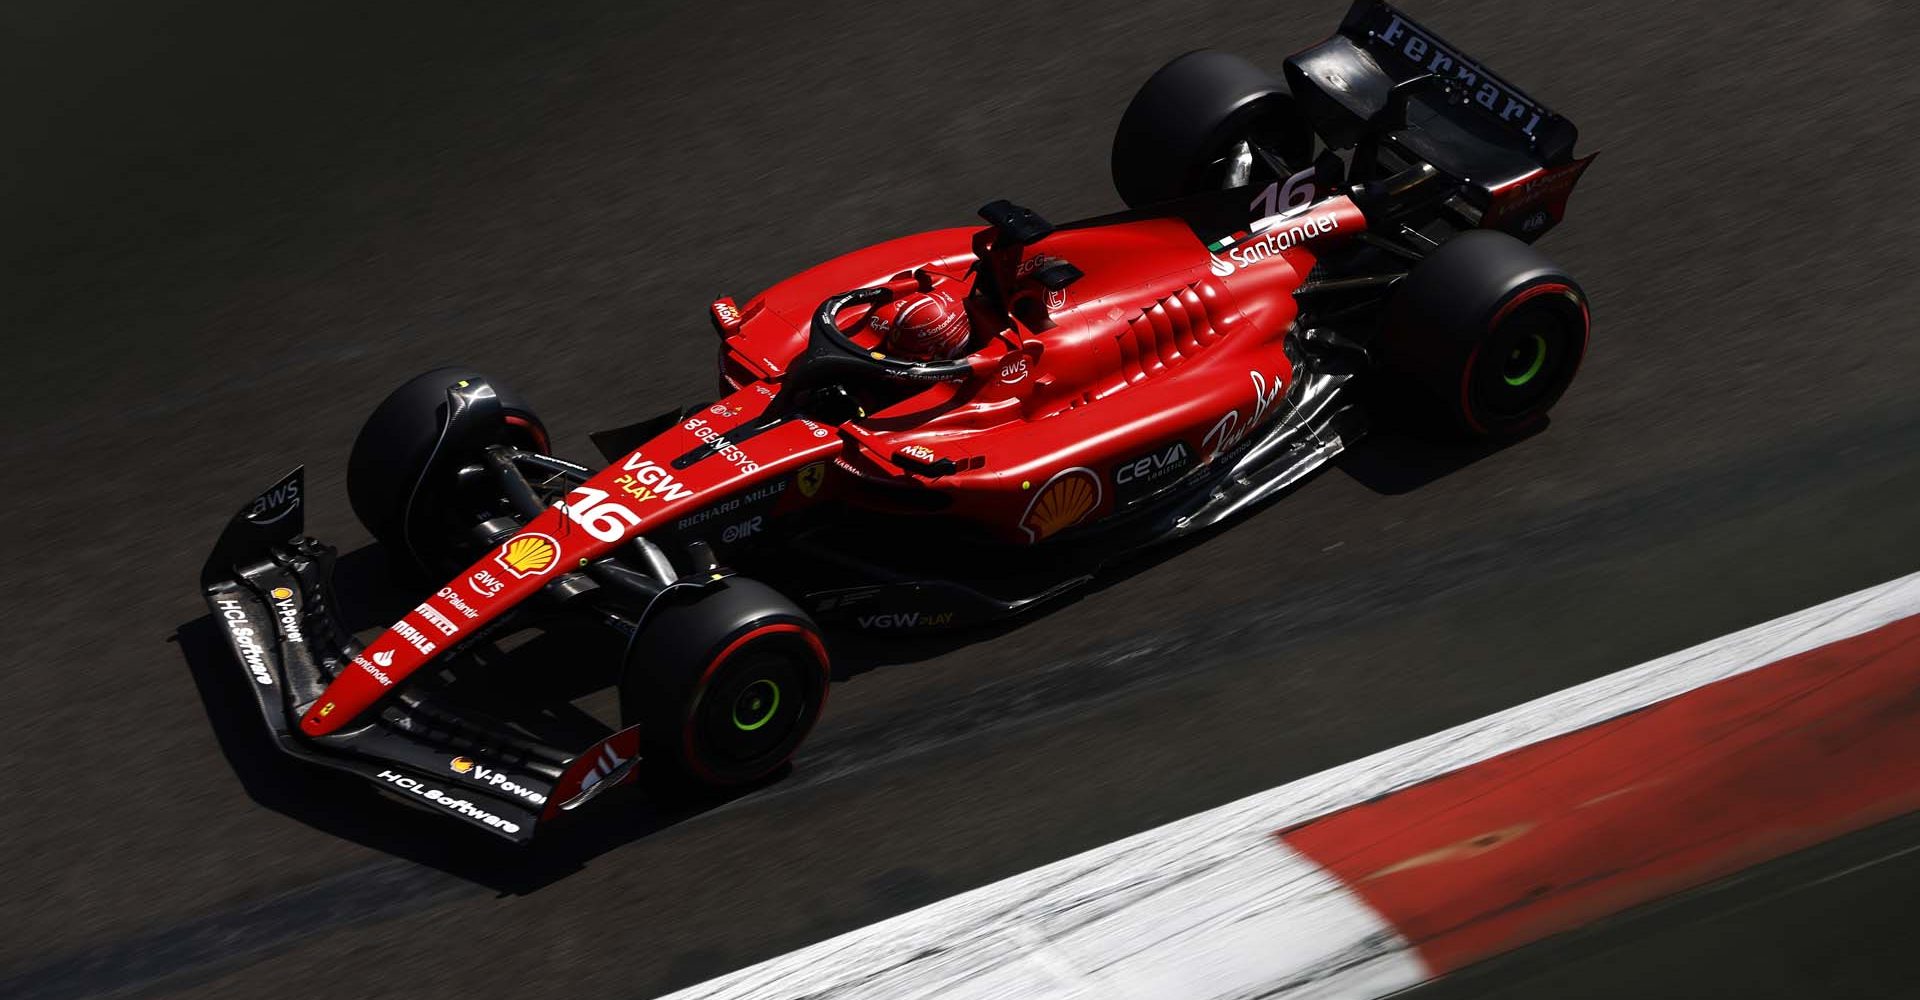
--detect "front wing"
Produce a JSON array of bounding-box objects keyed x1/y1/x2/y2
[{"x1": 199, "y1": 468, "x2": 640, "y2": 843}]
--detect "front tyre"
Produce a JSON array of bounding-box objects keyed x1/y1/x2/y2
[
  {"x1": 620, "y1": 578, "x2": 831, "y2": 786},
  {"x1": 346, "y1": 366, "x2": 550, "y2": 572},
  {"x1": 1378, "y1": 231, "x2": 1590, "y2": 438}
]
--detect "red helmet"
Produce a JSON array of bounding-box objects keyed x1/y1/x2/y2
[{"x1": 877, "y1": 289, "x2": 973, "y2": 360}]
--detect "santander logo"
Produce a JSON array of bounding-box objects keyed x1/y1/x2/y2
[{"x1": 1209, "y1": 203, "x2": 1347, "y2": 276}]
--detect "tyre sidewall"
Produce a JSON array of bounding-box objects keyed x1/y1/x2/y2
[
  {"x1": 1112, "y1": 50, "x2": 1311, "y2": 209},
  {"x1": 1377, "y1": 231, "x2": 1590, "y2": 438},
  {"x1": 346, "y1": 366, "x2": 547, "y2": 569},
  {"x1": 621, "y1": 579, "x2": 831, "y2": 786}
]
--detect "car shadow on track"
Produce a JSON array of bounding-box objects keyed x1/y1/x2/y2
[
  {"x1": 173, "y1": 422, "x2": 1534, "y2": 890},
  {"x1": 821, "y1": 421, "x2": 1544, "y2": 681}
]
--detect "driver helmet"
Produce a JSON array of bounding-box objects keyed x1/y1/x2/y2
[{"x1": 877, "y1": 289, "x2": 973, "y2": 361}]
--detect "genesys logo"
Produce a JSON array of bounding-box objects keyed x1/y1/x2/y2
[
  {"x1": 378, "y1": 771, "x2": 521, "y2": 834},
  {"x1": 243, "y1": 471, "x2": 302, "y2": 526},
  {"x1": 214, "y1": 597, "x2": 274, "y2": 685},
  {"x1": 683, "y1": 417, "x2": 760, "y2": 473},
  {"x1": 856, "y1": 610, "x2": 956, "y2": 630},
  {"x1": 447, "y1": 757, "x2": 547, "y2": 805}
]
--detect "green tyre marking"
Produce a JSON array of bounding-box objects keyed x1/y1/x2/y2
[
  {"x1": 731, "y1": 679, "x2": 782, "y2": 732},
  {"x1": 1504, "y1": 333, "x2": 1549, "y2": 387}
]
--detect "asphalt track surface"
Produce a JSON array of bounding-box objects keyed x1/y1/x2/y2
[{"x1": 5, "y1": 1, "x2": 1918, "y2": 997}]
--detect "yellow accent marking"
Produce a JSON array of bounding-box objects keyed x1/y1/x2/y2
[{"x1": 1021, "y1": 480, "x2": 1031, "y2": 490}]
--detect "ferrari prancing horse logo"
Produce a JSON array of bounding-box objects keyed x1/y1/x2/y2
[{"x1": 797, "y1": 462, "x2": 827, "y2": 498}]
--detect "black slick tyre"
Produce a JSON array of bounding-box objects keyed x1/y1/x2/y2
[
  {"x1": 1111, "y1": 50, "x2": 1312, "y2": 209},
  {"x1": 1378, "y1": 230, "x2": 1590, "y2": 438},
  {"x1": 620, "y1": 578, "x2": 830, "y2": 787},
  {"x1": 346, "y1": 366, "x2": 549, "y2": 569}
]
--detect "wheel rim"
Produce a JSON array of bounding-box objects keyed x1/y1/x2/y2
[
  {"x1": 1502, "y1": 333, "x2": 1549, "y2": 387},
  {"x1": 697, "y1": 644, "x2": 813, "y2": 769},
  {"x1": 731, "y1": 679, "x2": 782, "y2": 732},
  {"x1": 1470, "y1": 288, "x2": 1585, "y2": 427}
]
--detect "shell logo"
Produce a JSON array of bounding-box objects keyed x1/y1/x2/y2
[
  {"x1": 449, "y1": 756, "x2": 475, "y2": 774},
  {"x1": 270, "y1": 586, "x2": 293, "y2": 600},
  {"x1": 494, "y1": 533, "x2": 560, "y2": 579},
  {"x1": 1020, "y1": 467, "x2": 1102, "y2": 542}
]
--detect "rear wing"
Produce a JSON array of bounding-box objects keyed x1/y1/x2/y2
[
  {"x1": 1284, "y1": 0, "x2": 1589, "y2": 240},
  {"x1": 1336, "y1": 0, "x2": 1576, "y2": 162}
]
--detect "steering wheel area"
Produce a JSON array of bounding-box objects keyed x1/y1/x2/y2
[{"x1": 797, "y1": 286, "x2": 982, "y2": 388}]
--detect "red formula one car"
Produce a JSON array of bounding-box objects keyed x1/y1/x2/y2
[{"x1": 203, "y1": 1, "x2": 1595, "y2": 841}]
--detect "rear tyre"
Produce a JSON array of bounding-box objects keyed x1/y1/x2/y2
[
  {"x1": 620, "y1": 578, "x2": 831, "y2": 787},
  {"x1": 1377, "y1": 230, "x2": 1590, "y2": 438},
  {"x1": 346, "y1": 366, "x2": 549, "y2": 571},
  {"x1": 1111, "y1": 50, "x2": 1313, "y2": 210}
]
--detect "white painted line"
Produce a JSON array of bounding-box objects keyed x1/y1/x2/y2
[{"x1": 659, "y1": 571, "x2": 1920, "y2": 1000}]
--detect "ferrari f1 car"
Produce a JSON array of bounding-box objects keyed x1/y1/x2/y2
[{"x1": 203, "y1": 1, "x2": 1595, "y2": 842}]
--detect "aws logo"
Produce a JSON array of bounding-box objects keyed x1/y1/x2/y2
[{"x1": 244, "y1": 471, "x2": 302, "y2": 525}]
